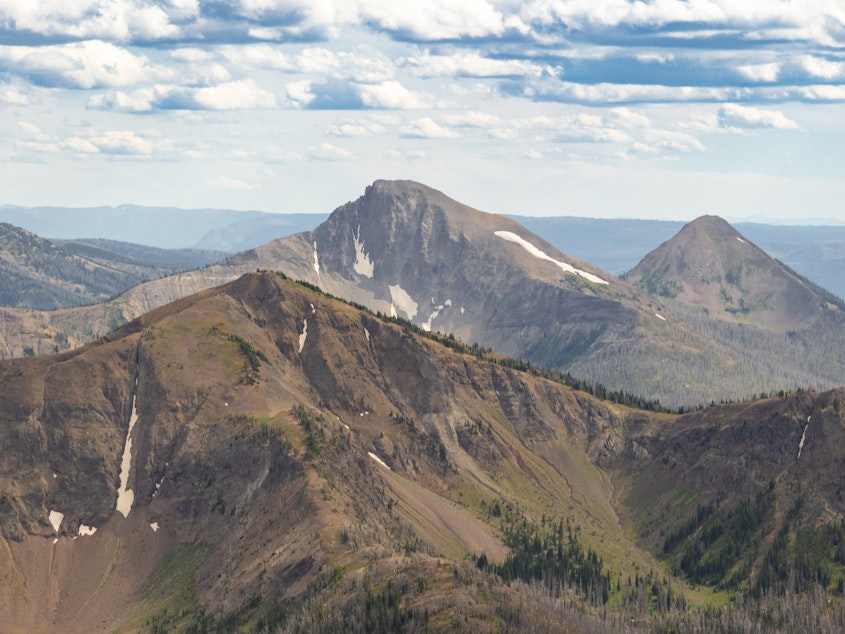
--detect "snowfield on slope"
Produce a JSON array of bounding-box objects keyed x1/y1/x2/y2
[{"x1": 494, "y1": 231, "x2": 609, "y2": 285}]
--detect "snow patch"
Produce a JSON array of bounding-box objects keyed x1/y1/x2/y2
[
  {"x1": 422, "y1": 298, "x2": 448, "y2": 331},
  {"x1": 364, "y1": 327, "x2": 370, "y2": 342},
  {"x1": 368, "y1": 451, "x2": 391, "y2": 470},
  {"x1": 353, "y1": 227, "x2": 374, "y2": 278},
  {"x1": 389, "y1": 284, "x2": 418, "y2": 319},
  {"x1": 49, "y1": 510, "x2": 64, "y2": 533},
  {"x1": 299, "y1": 319, "x2": 308, "y2": 353},
  {"x1": 797, "y1": 416, "x2": 810, "y2": 459},
  {"x1": 78, "y1": 524, "x2": 97, "y2": 537},
  {"x1": 655, "y1": 313, "x2": 667, "y2": 321},
  {"x1": 313, "y1": 241, "x2": 320, "y2": 275},
  {"x1": 494, "y1": 231, "x2": 609, "y2": 285},
  {"x1": 736, "y1": 237, "x2": 746, "y2": 244},
  {"x1": 115, "y1": 392, "x2": 139, "y2": 518},
  {"x1": 421, "y1": 310, "x2": 440, "y2": 332},
  {"x1": 150, "y1": 522, "x2": 159, "y2": 532},
  {"x1": 310, "y1": 303, "x2": 316, "y2": 314},
  {"x1": 460, "y1": 306, "x2": 465, "y2": 315},
  {"x1": 52, "y1": 473, "x2": 57, "y2": 479}
]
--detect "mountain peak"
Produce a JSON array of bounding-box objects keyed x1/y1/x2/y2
[{"x1": 624, "y1": 214, "x2": 842, "y2": 329}]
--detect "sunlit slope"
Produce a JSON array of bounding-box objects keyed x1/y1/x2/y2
[{"x1": 0, "y1": 272, "x2": 662, "y2": 632}]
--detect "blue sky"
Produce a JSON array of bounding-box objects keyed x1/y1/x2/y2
[{"x1": 1, "y1": 1, "x2": 845, "y2": 223}]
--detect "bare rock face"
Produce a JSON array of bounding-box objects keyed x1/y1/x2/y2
[{"x1": 278, "y1": 180, "x2": 634, "y2": 350}]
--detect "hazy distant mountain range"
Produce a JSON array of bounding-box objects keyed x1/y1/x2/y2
[
  {"x1": 0, "y1": 223, "x2": 224, "y2": 311},
  {"x1": 0, "y1": 204, "x2": 327, "y2": 252},
  {"x1": 3, "y1": 202, "x2": 843, "y2": 300}
]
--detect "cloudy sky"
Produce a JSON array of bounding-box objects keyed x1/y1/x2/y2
[{"x1": 2, "y1": 1, "x2": 845, "y2": 223}]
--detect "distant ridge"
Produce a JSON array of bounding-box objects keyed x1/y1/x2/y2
[{"x1": 2, "y1": 183, "x2": 845, "y2": 408}]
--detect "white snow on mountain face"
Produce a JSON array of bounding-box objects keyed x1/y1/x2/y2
[
  {"x1": 655, "y1": 313, "x2": 667, "y2": 321},
  {"x1": 368, "y1": 451, "x2": 391, "y2": 470},
  {"x1": 353, "y1": 227, "x2": 374, "y2": 278},
  {"x1": 389, "y1": 284, "x2": 418, "y2": 319},
  {"x1": 78, "y1": 524, "x2": 97, "y2": 536},
  {"x1": 49, "y1": 510, "x2": 64, "y2": 533},
  {"x1": 299, "y1": 319, "x2": 308, "y2": 353},
  {"x1": 737, "y1": 237, "x2": 746, "y2": 244},
  {"x1": 313, "y1": 242, "x2": 320, "y2": 275},
  {"x1": 116, "y1": 392, "x2": 139, "y2": 518},
  {"x1": 797, "y1": 415, "x2": 810, "y2": 459},
  {"x1": 493, "y1": 231, "x2": 609, "y2": 285},
  {"x1": 150, "y1": 522, "x2": 159, "y2": 532},
  {"x1": 422, "y1": 298, "x2": 448, "y2": 332}
]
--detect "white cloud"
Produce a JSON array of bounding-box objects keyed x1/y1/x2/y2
[
  {"x1": 17, "y1": 121, "x2": 52, "y2": 142},
  {"x1": 402, "y1": 50, "x2": 551, "y2": 79},
  {"x1": 442, "y1": 111, "x2": 503, "y2": 128},
  {"x1": 208, "y1": 176, "x2": 254, "y2": 190},
  {"x1": 515, "y1": 1, "x2": 845, "y2": 49},
  {"x1": 400, "y1": 117, "x2": 458, "y2": 138},
  {"x1": 718, "y1": 103, "x2": 799, "y2": 130},
  {"x1": 794, "y1": 85, "x2": 845, "y2": 100},
  {"x1": 609, "y1": 107, "x2": 651, "y2": 128},
  {"x1": 358, "y1": 80, "x2": 427, "y2": 109},
  {"x1": 636, "y1": 52, "x2": 675, "y2": 64},
  {"x1": 626, "y1": 129, "x2": 706, "y2": 155},
  {"x1": 169, "y1": 48, "x2": 215, "y2": 63},
  {"x1": 192, "y1": 78, "x2": 276, "y2": 110},
  {"x1": 63, "y1": 137, "x2": 100, "y2": 153},
  {"x1": 16, "y1": 125, "x2": 167, "y2": 156},
  {"x1": 90, "y1": 79, "x2": 276, "y2": 111},
  {"x1": 737, "y1": 62, "x2": 781, "y2": 82},
  {"x1": 219, "y1": 44, "x2": 295, "y2": 71},
  {"x1": 87, "y1": 88, "x2": 158, "y2": 112},
  {"x1": 798, "y1": 55, "x2": 845, "y2": 80},
  {"x1": 0, "y1": 1, "x2": 181, "y2": 41},
  {"x1": 359, "y1": 0, "x2": 507, "y2": 40},
  {"x1": 327, "y1": 118, "x2": 386, "y2": 136},
  {"x1": 523, "y1": 79, "x2": 745, "y2": 104},
  {"x1": 87, "y1": 129, "x2": 157, "y2": 154},
  {"x1": 0, "y1": 88, "x2": 28, "y2": 105},
  {"x1": 556, "y1": 126, "x2": 630, "y2": 143},
  {"x1": 311, "y1": 142, "x2": 354, "y2": 160},
  {"x1": 286, "y1": 80, "x2": 316, "y2": 107},
  {"x1": 0, "y1": 40, "x2": 161, "y2": 89},
  {"x1": 296, "y1": 47, "x2": 343, "y2": 75}
]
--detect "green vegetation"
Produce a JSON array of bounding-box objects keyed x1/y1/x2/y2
[
  {"x1": 662, "y1": 484, "x2": 845, "y2": 596},
  {"x1": 143, "y1": 542, "x2": 211, "y2": 633},
  {"x1": 228, "y1": 334, "x2": 269, "y2": 384},
  {"x1": 486, "y1": 503, "x2": 612, "y2": 606},
  {"x1": 293, "y1": 405, "x2": 324, "y2": 460}
]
